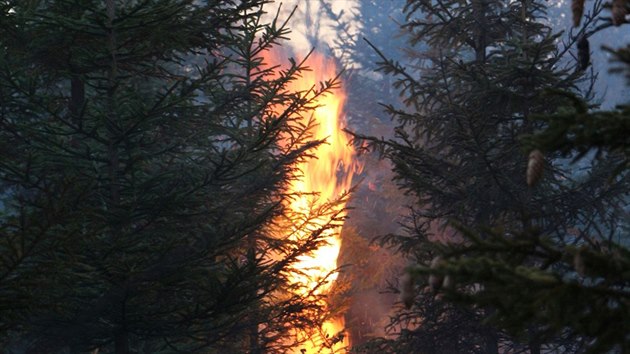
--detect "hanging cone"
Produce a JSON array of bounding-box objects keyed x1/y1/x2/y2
[
  {"x1": 442, "y1": 275, "x2": 453, "y2": 290},
  {"x1": 612, "y1": 0, "x2": 627, "y2": 26},
  {"x1": 572, "y1": 0, "x2": 585, "y2": 27},
  {"x1": 400, "y1": 271, "x2": 415, "y2": 309},
  {"x1": 428, "y1": 256, "x2": 444, "y2": 291},
  {"x1": 577, "y1": 36, "x2": 590, "y2": 71},
  {"x1": 527, "y1": 150, "x2": 544, "y2": 187},
  {"x1": 573, "y1": 249, "x2": 586, "y2": 277}
]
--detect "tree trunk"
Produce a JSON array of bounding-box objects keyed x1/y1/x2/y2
[
  {"x1": 483, "y1": 310, "x2": 499, "y2": 354},
  {"x1": 248, "y1": 235, "x2": 261, "y2": 354},
  {"x1": 472, "y1": 0, "x2": 488, "y2": 63},
  {"x1": 115, "y1": 330, "x2": 130, "y2": 354},
  {"x1": 249, "y1": 326, "x2": 261, "y2": 354},
  {"x1": 528, "y1": 326, "x2": 542, "y2": 354},
  {"x1": 484, "y1": 332, "x2": 499, "y2": 354}
]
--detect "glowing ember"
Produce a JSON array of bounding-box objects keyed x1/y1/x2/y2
[{"x1": 263, "y1": 50, "x2": 359, "y2": 353}]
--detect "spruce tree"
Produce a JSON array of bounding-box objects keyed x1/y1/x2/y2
[
  {"x1": 0, "y1": 1, "x2": 345, "y2": 352},
  {"x1": 418, "y1": 2, "x2": 630, "y2": 352},
  {"x1": 356, "y1": 0, "x2": 628, "y2": 353}
]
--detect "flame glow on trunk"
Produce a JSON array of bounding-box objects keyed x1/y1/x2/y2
[{"x1": 264, "y1": 50, "x2": 358, "y2": 353}]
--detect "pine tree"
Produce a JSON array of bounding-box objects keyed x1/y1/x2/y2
[
  {"x1": 0, "y1": 1, "x2": 346, "y2": 352},
  {"x1": 355, "y1": 0, "x2": 628, "y2": 353}
]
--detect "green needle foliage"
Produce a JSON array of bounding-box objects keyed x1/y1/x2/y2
[
  {"x1": 523, "y1": 88, "x2": 630, "y2": 175},
  {"x1": 411, "y1": 222, "x2": 630, "y2": 354},
  {"x1": 0, "y1": 1, "x2": 348, "y2": 353},
  {"x1": 355, "y1": 0, "x2": 629, "y2": 353}
]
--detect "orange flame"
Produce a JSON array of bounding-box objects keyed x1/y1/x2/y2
[{"x1": 263, "y1": 50, "x2": 359, "y2": 353}]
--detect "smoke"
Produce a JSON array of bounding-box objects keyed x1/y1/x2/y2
[{"x1": 262, "y1": 0, "x2": 362, "y2": 67}]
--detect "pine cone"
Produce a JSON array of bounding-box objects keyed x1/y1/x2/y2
[
  {"x1": 442, "y1": 275, "x2": 453, "y2": 289},
  {"x1": 428, "y1": 256, "x2": 444, "y2": 291},
  {"x1": 573, "y1": 249, "x2": 586, "y2": 276},
  {"x1": 527, "y1": 150, "x2": 544, "y2": 187},
  {"x1": 400, "y1": 271, "x2": 415, "y2": 309},
  {"x1": 577, "y1": 36, "x2": 590, "y2": 71},
  {"x1": 572, "y1": 0, "x2": 585, "y2": 27},
  {"x1": 612, "y1": 0, "x2": 627, "y2": 26}
]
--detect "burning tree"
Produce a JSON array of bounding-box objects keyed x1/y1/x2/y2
[
  {"x1": 0, "y1": 1, "x2": 355, "y2": 352},
  {"x1": 355, "y1": 0, "x2": 629, "y2": 353},
  {"x1": 261, "y1": 47, "x2": 360, "y2": 353}
]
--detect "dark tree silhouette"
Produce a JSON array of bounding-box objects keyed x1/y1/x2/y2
[
  {"x1": 0, "y1": 1, "x2": 349, "y2": 352},
  {"x1": 354, "y1": 0, "x2": 628, "y2": 353}
]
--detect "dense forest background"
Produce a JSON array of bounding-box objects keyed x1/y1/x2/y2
[{"x1": 1, "y1": 0, "x2": 628, "y2": 353}]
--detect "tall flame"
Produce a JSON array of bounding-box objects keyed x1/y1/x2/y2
[{"x1": 264, "y1": 50, "x2": 358, "y2": 353}]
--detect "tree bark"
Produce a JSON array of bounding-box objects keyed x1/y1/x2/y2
[
  {"x1": 528, "y1": 326, "x2": 542, "y2": 354},
  {"x1": 472, "y1": 0, "x2": 488, "y2": 63},
  {"x1": 115, "y1": 329, "x2": 130, "y2": 354},
  {"x1": 248, "y1": 235, "x2": 261, "y2": 354}
]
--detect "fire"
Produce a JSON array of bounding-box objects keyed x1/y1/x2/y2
[{"x1": 263, "y1": 50, "x2": 359, "y2": 353}]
